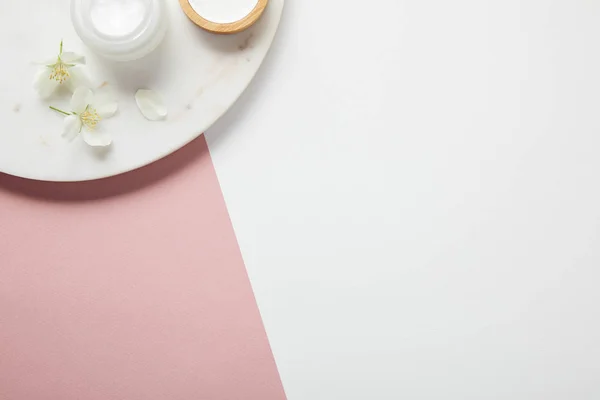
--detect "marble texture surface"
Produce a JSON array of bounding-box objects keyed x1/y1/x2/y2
[{"x1": 0, "y1": 0, "x2": 283, "y2": 181}]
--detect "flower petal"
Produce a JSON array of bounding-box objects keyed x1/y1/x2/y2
[
  {"x1": 135, "y1": 89, "x2": 167, "y2": 121},
  {"x1": 96, "y1": 102, "x2": 118, "y2": 118},
  {"x1": 33, "y1": 57, "x2": 59, "y2": 66},
  {"x1": 62, "y1": 115, "x2": 82, "y2": 141},
  {"x1": 93, "y1": 87, "x2": 118, "y2": 118},
  {"x1": 66, "y1": 68, "x2": 92, "y2": 93},
  {"x1": 70, "y1": 87, "x2": 93, "y2": 113},
  {"x1": 82, "y1": 129, "x2": 112, "y2": 147},
  {"x1": 61, "y1": 52, "x2": 86, "y2": 65},
  {"x1": 33, "y1": 69, "x2": 59, "y2": 99}
]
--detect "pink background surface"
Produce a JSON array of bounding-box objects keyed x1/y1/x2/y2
[{"x1": 0, "y1": 137, "x2": 286, "y2": 400}]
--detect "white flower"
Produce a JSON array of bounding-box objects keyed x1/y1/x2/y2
[
  {"x1": 33, "y1": 40, "x2": 87, "y2": 99},
  {"x1": 50, "y1": 87, "x2": 118, "y2": 147},
  {"x1": 135, "y1": 89, "x2": 168, "y2": 121}
]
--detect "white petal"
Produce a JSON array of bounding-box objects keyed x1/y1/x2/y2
[
  {"x1": 96, "y1": 102, "x2": 118, "y2": 118},
  {"x1": 34, "y1": 57, "x2": 59, "y2": 66},
  {"x1": 135, "y1": 89, "x2": 167, "y2": 121},
  {"x1": 92, "y1": 87, "x2": 118, "y2": 118},
  {"x1": 70, "y1": 87, "x2": 93, "y2": 113},
  {"x1": 33, "y1": 69, "x2": 59, "y2": 99},
  {"x1": 62, "y1": 115, "x2": 82, "y2": 141},
  {"x1": 61, "y1": 52, "x2": 86, "y2": 65},
  {"x1": 82, "y1": 129, "x2": 112, "y2": 147},
  {"x1": 66, "y1": 68, "x2": 92, "y2": 93}
]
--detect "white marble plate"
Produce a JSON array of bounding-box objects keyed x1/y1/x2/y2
[{"x1": 0, "y1": 0, "x2": 283, "y2": 181}]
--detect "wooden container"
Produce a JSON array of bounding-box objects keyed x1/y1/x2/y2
[{"x1": 180, "y1": 0, "x2": 269, "y2": 34}]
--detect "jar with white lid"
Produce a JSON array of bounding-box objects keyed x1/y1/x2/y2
[{"x1": 71, "y1": 0, "x2": 168, "y2": 62}]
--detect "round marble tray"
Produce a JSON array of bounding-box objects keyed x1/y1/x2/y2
[{"x1": 0, "y1": 0, "x2": 283, "y2": 181}]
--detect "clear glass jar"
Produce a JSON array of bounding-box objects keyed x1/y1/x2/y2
[{"x1": 71, "y1": 0, "x2": 168, "y2": 62}]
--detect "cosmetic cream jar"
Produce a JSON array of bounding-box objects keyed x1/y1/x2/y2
[
  {"x1": 71, "y1": 0, "x2": 168, "y2": 61},
  {"x1": 180, "y1": 0, "x2": 268, "y2": 34}
]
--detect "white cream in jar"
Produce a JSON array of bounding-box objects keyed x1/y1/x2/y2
[
  {"x1": 71, "y1": 0, "x2": 167, "y2": 61},
  {"x1": 189, "y1": 0, "x2": 259, "y2": 23}
]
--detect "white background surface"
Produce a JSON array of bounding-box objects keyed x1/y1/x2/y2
[{"x1": 206, "y1": 0, "x2": 600, "y2": 399}]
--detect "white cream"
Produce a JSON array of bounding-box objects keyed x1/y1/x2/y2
[
  {"x1": 189, "y1": 0, "x2": 259, "y2": 24},
  {"x1": 71, "y1": 0, "x2": 167, "y2": 61},
  {"x1": 90, "y1": 0, "x2": 148, "y2": 37}
]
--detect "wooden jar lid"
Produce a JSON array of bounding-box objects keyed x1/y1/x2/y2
[{"x1": 180, "y1": 0, "x2": 269, "y2": 34}]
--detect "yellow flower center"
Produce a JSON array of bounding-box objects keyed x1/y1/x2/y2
[
  {"x1": 80, "y1": 106, "x2": 101, "y2": 130},
  {"x1": 49, "y1": 60, "x2": 70, "y2": 84}
]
